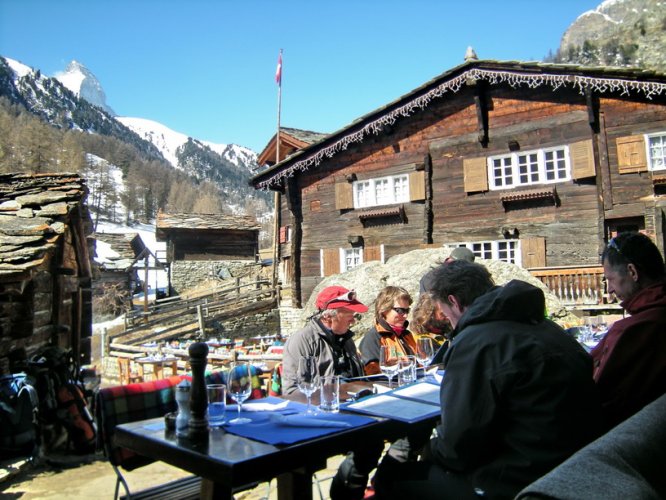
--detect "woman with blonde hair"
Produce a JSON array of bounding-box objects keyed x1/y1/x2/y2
[{"x1": 359, "y1": 286, "x2": 417, "y2": 375}]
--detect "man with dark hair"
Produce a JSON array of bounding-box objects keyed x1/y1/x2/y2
[
  {"x1": 593, "y1": 231, "x2": 666, "y2": 431},
  {"x1": 374, "y1": 260, "x2": 602, "y2": 500}
]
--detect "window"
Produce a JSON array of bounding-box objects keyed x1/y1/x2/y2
[
  {"x1": 353, "y1": 174, "x2": 409, "y2": 208},
  {"x1": 451, "y1": 240, "x2": 521, "y2": 265},
  {"x1": 647, "y1": 132, "x2": 666, "y2": 171},
  {"x1": 341, "y1": 248, "x2": 363, "y2": 272},
  {"x1": 488, "y1": 146, "x2": 571, "y2": 190}
]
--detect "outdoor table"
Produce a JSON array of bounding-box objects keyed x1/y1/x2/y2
[
  {"x1": 135, "y1": 356, "x2": 179, "y2": 380},
  {"x1": 113, "y1": 382, "x2": 432, "y2": 499}
]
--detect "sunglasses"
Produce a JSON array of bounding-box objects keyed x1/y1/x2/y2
[
  {"x1": 323, "y1": 290, "x2": 357, "y2": 309},
  {"x1": 392, "y1": 307, "x2": 410, "y2": 315}
]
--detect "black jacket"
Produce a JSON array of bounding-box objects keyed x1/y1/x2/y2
[{"x1": 430, "y1": 280, "x2": 602, "y2": 499}]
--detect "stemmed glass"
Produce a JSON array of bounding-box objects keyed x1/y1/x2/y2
[
  {"x1": 379, "y1": 346, "x2": 399, "y2": 388},
  {"x1": 227, "y1": 362, "x2": 252, "y2": 425},
  {"x1": 297, "y1": 356, "x2": 320, "y2": 415},
  {"x1": 416, "y1": 337, "x2": 435, "y2": 370}
]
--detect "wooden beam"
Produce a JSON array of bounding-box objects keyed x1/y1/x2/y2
[{"x1": 473, "y1": 81, "x2": 489, "y2": 147}]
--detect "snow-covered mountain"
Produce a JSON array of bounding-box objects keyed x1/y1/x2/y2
[
  {"x1": 118, "y1": 116, "x2": 257, "y2": 172},
  {"x1": 54, "y1": 60, "x2": 115, "y2": 116}
]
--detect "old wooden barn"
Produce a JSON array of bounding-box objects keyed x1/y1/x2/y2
[
  {"x1": 0, "y1": 173, "x2": 93, "y2": 373},
  {"x1": 156, "y1": 211, "x2": 262, "y2": 294},
  {"x1": 251, "y1": 57, "x2": 666, "y2": 307}
]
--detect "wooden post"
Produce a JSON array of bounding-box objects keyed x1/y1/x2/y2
[{"x1": 197, "y1": 304, "x2": 205, "y2": 337}]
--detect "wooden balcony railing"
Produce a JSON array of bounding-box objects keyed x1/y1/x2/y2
[{"x1": 529, "y1": 265, "x2": 609, "y2": 307}]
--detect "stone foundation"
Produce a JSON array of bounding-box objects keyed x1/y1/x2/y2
[{"x1": 169, "y1": 260, "x2": 262, "y2": 294}]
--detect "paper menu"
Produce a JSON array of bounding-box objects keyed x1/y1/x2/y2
[{"x1": 343, "y1": 381, "x2": 441, "y2": 423}]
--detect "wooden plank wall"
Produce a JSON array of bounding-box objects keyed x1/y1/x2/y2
[{"x1": 281, "y1": 84, "x2": 666, "y2": 304}]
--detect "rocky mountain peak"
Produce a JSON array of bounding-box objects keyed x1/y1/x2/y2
[
  {"x1": 55, "y1": 60, "x2": 115, "y2": 116},
  {"x1": 557, "y1": 0, "x2": 666, "y2": 72}
]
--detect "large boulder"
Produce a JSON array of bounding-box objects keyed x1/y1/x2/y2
[{"x1": 299, "y1": 247, "x2": 581, "y2": 337}]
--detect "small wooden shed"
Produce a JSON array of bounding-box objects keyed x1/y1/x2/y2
[
  {"x1": 0, "y1": 173, "x2": 93, "y2": 374},
  {"x1": 156, "y1": 212, "x2": 261, "y2": 294}
]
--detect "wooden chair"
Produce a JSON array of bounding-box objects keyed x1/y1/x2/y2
[{"x1": 117, "y1": 357, "x2": 143, "y2": 385}]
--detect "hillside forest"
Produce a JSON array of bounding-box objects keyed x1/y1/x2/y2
[{"x1": 0, "y1": 97, "x2": 272, "y2": 245}]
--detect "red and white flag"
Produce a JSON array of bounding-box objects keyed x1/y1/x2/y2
[{"x1": 275, "y1": 50, "x2": 282, "y2": 86}]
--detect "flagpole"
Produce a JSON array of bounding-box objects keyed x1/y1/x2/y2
[{"x1": 272, "y1": 49, "x2": 283, "y2": 293}]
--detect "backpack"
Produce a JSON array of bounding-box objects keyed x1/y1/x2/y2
[
  {"x1": 0, "y1": 374, "x2": 39, "y2": 458},
  {"x1": 57, "y1": 382, "x2": 96, "y2": 454}
]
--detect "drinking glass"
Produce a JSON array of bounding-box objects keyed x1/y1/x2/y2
[
  {"x1": 206, "y1": 384, "x2": 226, "y2": 427},
  {"x1": 416, "y1": 337, "x2": 435, "y2": 369},
  {"x1": 227, "y1": 363, "x2": 252, "y2": 425},
  {"x1": 379, "y1": 346, "x2": 399, "y2": 388},
  {"x1": 398, "y1": 355, "x2": 417, "y2": 386},
  {"x1": 297, "y1": 356, "x2": 320, "y2": 414}
]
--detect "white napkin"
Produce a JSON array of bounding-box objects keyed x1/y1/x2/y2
[
  {"x1": 269, "y1": 414, "x2": 351, "y2": 428},
  {"x1": 238, "y1": 401, "x2": 290, "y2": 412}
]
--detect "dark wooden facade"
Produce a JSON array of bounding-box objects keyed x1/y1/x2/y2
[
  {"x1": 156, "y1": 212, "x2": 261, "y2": 262},
  {"x1": 0, "y1": 173, "x2": 93, "y2": 374},
  {"x1": 251, "y1": 60, "x2": 666, "y2": 306}
]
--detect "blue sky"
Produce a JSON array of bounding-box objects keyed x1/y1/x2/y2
[{"x1": 0, "y1": 0, "x2": 601, "y2": 153}]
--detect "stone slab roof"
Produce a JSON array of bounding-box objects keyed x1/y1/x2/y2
[
  {"x1": 92, "y1": 232, "x2": 145, "y2": 272},
  {"x1": 156, "y1": 212, "x2": 261, "y2": 240},
  {"x1": 0, "y1": 172, "x2": 88, "y2": 280}
]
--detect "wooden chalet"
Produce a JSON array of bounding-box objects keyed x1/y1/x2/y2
[
  {"x1": 251, "y1": 57, "x2": 666, "y2": 308},
  {"x1": 0, "y1": 173, "x2": 93, "y2": 373},
  {"x1": 156, "y1": 212, "x2": 261, "y2": 294}
]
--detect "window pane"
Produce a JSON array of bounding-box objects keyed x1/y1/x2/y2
[
  {"x1": 545, "y1": 148, "x2": 568, "y2": 181},
  {"x1": 649, "y1": 135, "x2": 666, "y2": 170},
  {"x1": 375, "y1": 179, "x2": 391, "y2": 205},
  {"x1": 518, "y1": 153, "x2": 539, "y2": 184},
  {"x1": 394, "y1": 175, "x2": 409, "y2": 202},
  {"x1": 493, "y1": 157, "x2": 513, "y2": 187}
]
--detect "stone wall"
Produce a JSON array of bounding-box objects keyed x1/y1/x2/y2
[
  {"x1": 278, "y1": 304, "x2": 305, "y2": 336},
  {"x1": 170, "y1": 260, "x2": 262, "y2": 294},
  {"x1": 213, "y1": 309, "x2": 281, "y2": 340}
]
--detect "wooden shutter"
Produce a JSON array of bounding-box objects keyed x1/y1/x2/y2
[
  {"x1": 364, "y1": 245, "x2": 383, "y2": 263},
  {"x1": 335, "y1": 182, "x2": 354, "y2": 210},
  {"x1": 409, "y1": 171, "x2": 425, "y2": 201},
  {"x1": 521, "y1": 237, "x2": 546, "y2": 269},
  {"x1": 322, "y1": 248, "x2": 340, "y2": 277},
  {"x1": 616, "y1": 135, "x2": 647, "y2": 174},
  {"x1": 570, "y1": 139, "x2": 596, "y2": 179},
  {"x1": 463, "y1": 157, "x2": 488, "y2": 193}
]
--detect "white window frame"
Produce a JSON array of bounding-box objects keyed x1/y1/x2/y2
[
  {"x1": 487, "y1": 146, "x2": 571, "y2": 190},
  {"x1": 340, "y1": 247, "x2": 363, "y2": 272},
  {"x1": 450, "y1": 240, "x2": 521, "y2": 265},
  {"x1": 646, "y1": 131, "x2": 666, "y2": 171},
  {"x1": 353, "y1": 174, "x2": 409, "y2": 208}
]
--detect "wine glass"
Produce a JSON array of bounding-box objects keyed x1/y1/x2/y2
[
  {"x1": 227, "y1": 362, "x2": 252, "y2": 425},
  {"x1": 416, "y1": 337, "x2": 435, "y2": 369},
  {"x1": 297, "y1": 356, "x2": 320, "y2": 415},
  {"x1": 379, "y1": 346, "x2": 399, "y2": 388}
]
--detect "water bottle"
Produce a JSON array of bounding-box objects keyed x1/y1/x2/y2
[{"x1": 175, "y1": 379, "x2": 191, "y2": 437}]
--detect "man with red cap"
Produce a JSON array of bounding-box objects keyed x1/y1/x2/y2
[
  {"x1": 282, "y1": 286, "x2": 383, "y2": 499},
  {"x1": 282, "y1": 285, "x2": 368, "y2": 395}
]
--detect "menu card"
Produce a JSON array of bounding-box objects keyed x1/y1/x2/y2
[{"x1": 342, "y1": 380, "x2": 441, "y2": 423}]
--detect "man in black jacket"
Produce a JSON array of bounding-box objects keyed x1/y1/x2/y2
[{"x1": 375, "y1": 261, "x2": 602, "y2": 500}]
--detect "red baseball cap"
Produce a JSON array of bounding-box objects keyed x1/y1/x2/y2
[{"x1": 315, "y1": 286, "x2": 368, "y2": 313}]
